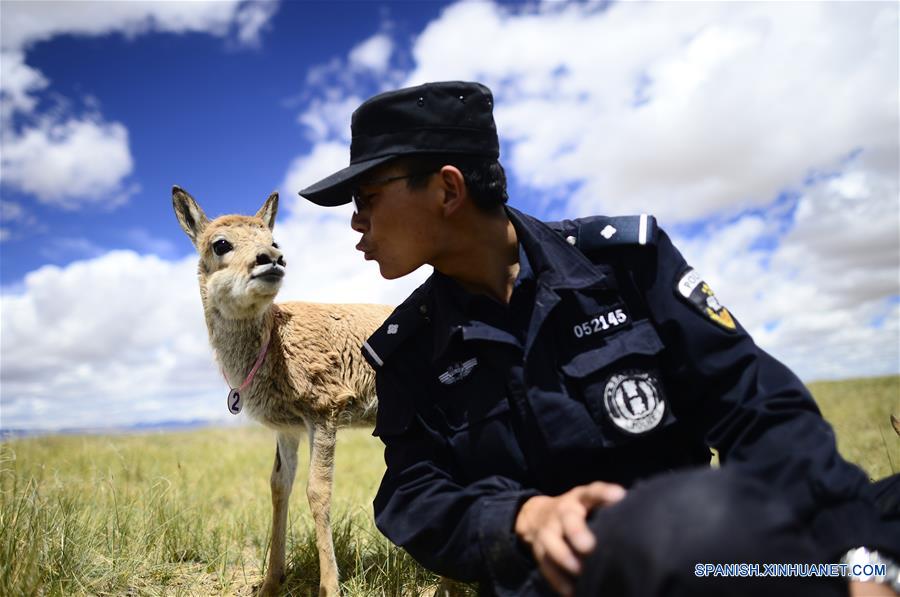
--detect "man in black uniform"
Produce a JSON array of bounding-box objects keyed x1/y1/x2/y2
[{"x1": 299, "y1": 81, "x2": 899, "y2": 597}]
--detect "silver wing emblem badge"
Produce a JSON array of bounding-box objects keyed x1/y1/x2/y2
[{"x1": 438, "y1": 357, "x2": 478, "y2": 385}]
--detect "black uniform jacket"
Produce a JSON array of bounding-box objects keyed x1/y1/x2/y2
[{"x1": 361, "y1": 207, "x2": 895, "y2": 595}]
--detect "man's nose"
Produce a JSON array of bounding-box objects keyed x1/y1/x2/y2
[{"x1": 351, "y1": 209, "x2": 368, "y2": 233}]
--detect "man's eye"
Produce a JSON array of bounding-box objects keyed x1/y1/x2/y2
[
  {"x1": 353, "y1": 193, "x2": 376, "y2": 212},
  {"x1": 213, "y1": 239, "x2": 233, "y2": 256}
]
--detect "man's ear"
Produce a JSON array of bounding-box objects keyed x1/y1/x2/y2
[{"x1": 439, "y1": 165, "x2": 467, "y2": 216}]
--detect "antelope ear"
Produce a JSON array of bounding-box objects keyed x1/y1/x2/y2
[
  {"x1": 172, "y1": 186, "x2": 209, "y2": 248},
  {"x1": 255, "y1": 191, "x2": 278, "y2": 231}
]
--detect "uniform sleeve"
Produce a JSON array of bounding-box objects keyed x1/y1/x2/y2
[
  {"x1": 372, "y1": 365, "x2": 540, "y2": 593},
  {"x1": 634, "y1": 229, "x2": 897, "y2": 557}
]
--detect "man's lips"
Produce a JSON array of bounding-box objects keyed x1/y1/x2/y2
[{"x1": 356, "y1": 242, "x2": 375, "y2": 260}]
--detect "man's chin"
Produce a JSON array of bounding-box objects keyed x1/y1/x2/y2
[
  {"x1": 378, "y1": 262, "x2": 414, "y2": 280},
  {"x1": 379, "y1": 269, "x2": 404, "y2": 281}
]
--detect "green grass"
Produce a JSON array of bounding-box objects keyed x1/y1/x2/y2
[
  {"x1": 0, "y1": 426, "x2": 465, "y2": 596},
  {"x1": 809, "y1": 375, "x2": 900, "y2": 481},
  {"x1": 1, "y1": 375, "x2": 897, "y2": 596}
]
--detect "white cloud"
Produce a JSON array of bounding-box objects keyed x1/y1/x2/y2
[
  {"x1": 0, "y1": 0, "x2": 263, "y2": 112},
  {"x1": 0, "y1": 0, "x2": 280, "y2": 210},
  {"x1": 672, "y1": 154, "x2": 899, "y2": 381},
  {"x1": 0, "y1": 200, "x2": 42, "y2": 243},
  {"x1": 0, "y1": 0, "x2": 254, "y2": 51},
  {"x1": 234, "y1": 0, "x2": 280, "y2": 46},
  {"x1": 298, "y1": 96, "x2": 363, "y2": 144},
  {"x1": 281, "y1": 141, "x2": 353, "y2": 199},
  {"x1": 295, "y1": 26, "x2": 406, "y2": 144},
  {"x1": 406, "y1": 1, "x2": 898, "y2": 223},
  {"x1": 349, "y1": 33, "x2": 394, "y2": 73},
  {"x1": 1, "y1": 117, "x2": 135, "y2": 208},
  {"x1": 0, "y1": 251, "x2": 223, "y2": 430},
  {"x1": 0, "y1": 51, "x2": 47, "y2": 116},
  {"x1": 777, "y1": 168, "x2": 899, "y2": 308}
]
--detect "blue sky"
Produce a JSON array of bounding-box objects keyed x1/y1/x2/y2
[{"x1": 1, "y1": 1, "x2": 897, "y2": 431}]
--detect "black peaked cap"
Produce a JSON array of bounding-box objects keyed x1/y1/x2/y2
[{"x1": 299, "y1": 81, "x2": 499, "y2": 207}]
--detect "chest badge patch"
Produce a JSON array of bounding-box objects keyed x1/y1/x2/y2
[
  {"x1": 438, "y1": 357, "x2": 478, "y2": 385},
  {"x1": 676, "y1": 267, "x2": 736, "y2": 331},
  {"x1": 604, "y1": 371, "x2": 666, "y2": 434}
]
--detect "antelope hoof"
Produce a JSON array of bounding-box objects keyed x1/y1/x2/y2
[{"x1": 318, "y1": 581, "x2": 340, "y2": 596}]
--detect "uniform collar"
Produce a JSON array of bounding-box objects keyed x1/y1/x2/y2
[
  {"x1": 426, "y1": 206, "x2": 608, "y2": 360},
  {"x1": 505, "y1": 206, "x2": 608, "y2": 291},
  {"x1": 430, "y1": 260, "x2": 530, "y2": 359}
]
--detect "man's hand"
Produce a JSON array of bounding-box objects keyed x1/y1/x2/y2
[{"x1": 515, "y1": 481, "x2": 626, "y2": 596}]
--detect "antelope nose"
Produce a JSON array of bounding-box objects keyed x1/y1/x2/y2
[
  {"x1": 256, "y1": 253, "x2": 272, "y2": 266},
  {"x1": 256, "y1": 253, "x2": 275, "y2": 266},
  {"x1": 257, "y1": 252, "x2": 286, "y2": 267}
]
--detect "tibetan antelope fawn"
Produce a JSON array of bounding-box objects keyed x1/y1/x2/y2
[{"x1": 172, "y1": 186, "x2": 392, "y2": 596}]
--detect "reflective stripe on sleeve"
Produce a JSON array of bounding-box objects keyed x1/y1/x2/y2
[{"x1": 363, "y1": 341, "x2": 384, "y2": 367}]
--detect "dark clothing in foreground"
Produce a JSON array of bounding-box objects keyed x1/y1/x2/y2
[
  {"x1": 578, "y1": 468, "x2": 899, "y2": 597},
  {"x1": 361, "y1": 207, "x2": 899, "y2": 595}
]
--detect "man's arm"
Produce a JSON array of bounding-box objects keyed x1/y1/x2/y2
[
  {"x1": 598, "y1": 223, "x2": 897, "y2": 557},
  {"x1": 371, "y1": 367, "x2": 541, "y2": 594}
]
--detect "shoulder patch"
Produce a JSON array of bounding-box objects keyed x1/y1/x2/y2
[
  {"x1": 573, "y1": 214, "x2": 658, "y2": 252},
  {"x1": 675, "y1": 267, "x2": 736, "y2": 332},
  {"x1": 362, "y1": 280, "x2": 432, "y2": 369}
]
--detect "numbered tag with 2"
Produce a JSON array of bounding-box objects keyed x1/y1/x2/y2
[{"x1": 227, "y1": 388, "x2": 242, "y2": 415}]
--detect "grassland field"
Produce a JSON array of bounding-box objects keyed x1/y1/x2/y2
[{"x1": 2, "y1": 376, "x2": 898, "y2": 596}]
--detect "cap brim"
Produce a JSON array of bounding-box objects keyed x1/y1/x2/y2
[{"x1": 298, "y1": 155, "x2": 396, "y2": 207}]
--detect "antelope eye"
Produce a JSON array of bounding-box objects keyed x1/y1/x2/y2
[
  {"x1": 213, "y1": 239, "x2": 233, "y2": 256},
  {"x1": 272, "y1": 242, "x2": 279, "y2": 249}
]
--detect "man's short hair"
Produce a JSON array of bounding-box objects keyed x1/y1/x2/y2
[{"x1": 400, "y1": 154, "x2": 509, "y2": 212}]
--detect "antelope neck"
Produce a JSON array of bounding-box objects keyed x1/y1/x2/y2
[
  {"x1": 231, "y1": 332, "x2": 271, "y2": 392},
  {"x1": 211, "y1": 309, "x2": 274, "y2": 391}
]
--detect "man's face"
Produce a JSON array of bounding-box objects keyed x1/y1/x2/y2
[{"x1": 349, "y1": 162, "x2": 442, "y2": 279}]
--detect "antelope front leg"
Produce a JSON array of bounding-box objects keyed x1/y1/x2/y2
[
  {"x1": 258, "y1": 432, "x2": 300, "y2": 597},
  {"x1": 307, "y1": 421, "x2": 339, "y2": 596}
]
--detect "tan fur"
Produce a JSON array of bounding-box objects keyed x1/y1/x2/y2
[{"x1": 172, "y1": 186, "x2": 392, "y2": 596}]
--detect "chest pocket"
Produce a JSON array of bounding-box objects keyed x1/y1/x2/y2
[
  {"x1": 561, "y1": 319, "x2": 675, "y2": 445},
  {"x1": 425, "y1": 352, "x2": 529, "y2": 483},
  {"x1": 429, "y1": 356, "x2": 511, "y2": 433}
]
